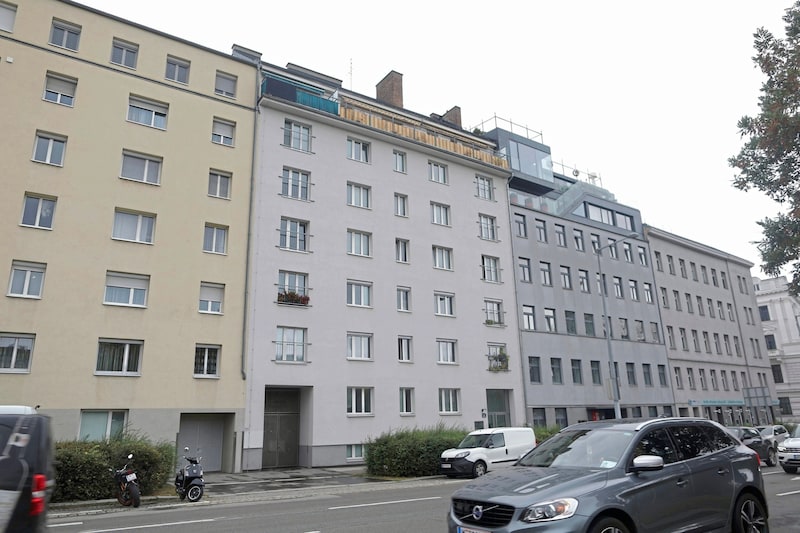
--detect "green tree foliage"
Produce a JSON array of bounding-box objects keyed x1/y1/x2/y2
[{"x1": 730, "y1": 1, "x2": 800, "y2": 294}]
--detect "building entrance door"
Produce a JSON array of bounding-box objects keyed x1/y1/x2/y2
[
  {"x1": 262, "y1": 388, "x2": 300, "y2": 468},
  {"x1": 486, "y1": 389, "x2": 510, "y2": 427}
]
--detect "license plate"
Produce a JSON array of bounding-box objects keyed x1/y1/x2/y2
[
  {"x1": 441, "y1": 463, "x2": 451, "y2": 469},
  {"x1": 458, "y1": 527, "x2": 489, "y2": 533},
  {"x1": 126, "y1": 473, "x2": 137, "y2": 482}
]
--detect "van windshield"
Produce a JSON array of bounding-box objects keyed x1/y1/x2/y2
[
  {"x1": 457, "y1": 434, "x2": 492, "y2": 448},
  {"x1": 517, "y1": 428, "x2": 635, "y2": 469}
]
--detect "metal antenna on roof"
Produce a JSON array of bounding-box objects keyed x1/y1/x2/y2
[{"x1": 348, "y1": 58, "x2": 353, "y2": 90}]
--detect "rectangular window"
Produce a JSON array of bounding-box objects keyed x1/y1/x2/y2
[
  {"x1": 710, "y1": 369, "x2": 719, "y2": 390},
  {"x1": 198, "y1": 170, "x2": 229, "y2": 202},
  {"x1": 539, "y1": 262, "x2": 552, "y2": 285},
  {"x1": 439, "y1": 388, "x2": 460, "y2": 413},
  {"x1": 347, "y1": 280, "x2": 372, "y2": 307},
  {"x1": 623, "y1": 242, "x2": 633, "y2": 262},
  {"x1": 33, "y1": 132, "x2": 66, "y2": 166},
  {"x1": 113, "y1": 210, "x2": 154, "y2": 243},
  {"x1": 347, "y1": 387, "x2": 373, "y2": 415},
  {"x1": 658, "y1": 365, "x2": 668, "y2": 386},
  {"x1": 111, "y1": 38, "x2": 138, "y2": 68},
  {"x1": 553, "y1": 224, "x2": 566, "y2": 247},
  {"x1": 514, "y1": 214, "x2": 527, "y2": 238},
  {"x1": 277, "y1": 168, "x2": 309, "y2": 200},
  {"x1": 347, "y1": 230, "x2": 371, "y2": 257},
  {"x1": 481, "y1": 255, "x2": 499, "y2": 282},
  {"x1": 431, "y1": 202, "x2": 450, "y2": 225},
  {"x1": 21, "y1": 194, "x2": 56, "y2": 229},
  {"x1": 565, "y1": 310, "x2": 577, "y2": 334},
  {"x1": 535, "y1": 219, "x2": 547, "y2": 242},
  {"x1": 432, "y1": 246, "x2": 453, "y2": 270},
  {"x1": 626, "y1": 362, "x2": 637, "y2": 385},
  {"x1": 44, "y1": 72, "x2": 76, "y2": 106},
  {"x1": 591, "y1": 360, "x2": 602, "y2": 385},
  {"x1": 96, "y1": 339, "x2": 142, "y2": 375},
  {"x1": 276, "y1": 327, "x2": 305, "y2": 362},
  {"x1": 346, "y1": 444, "x2": 365, "y2": 460},
  {"x1": 650, "y1": 322, "x2": 660, "y2": 343},
  {"x1": 674, "y1": 367, "x2": 683, "y2": 389},
  {"x1": 573, "y1": 229, "x2": 585, "y2": 251},
  {"x1": 0, "y1": 334, "x2": 33, "y2": 372},
  {"x1": 519, "y1": 257, "x2": 531, "y2": 282},
  {"x1": 619, "y1": 318, "x2": 629, "y2": 339},
  {"x1": 165, "y1": 55, "x2": 190, "y2": 83},
  {"x1": 397, "y1": 336, "x2": 412, "y2": 361},
  {"x1": 128, "y1": 96, "x2": 167, "y2": 129},
  {"x1": 50, "y1": 19, "x2": 80, "y2": 51},
  {"x1": 672, "y1": 290, "x2": 681, "y2": 310},
  {"x1": 590, "y1": 234, "x2": 601, "y2": 254},
  {"x1": 686, "y1": 367, "x2": 696, "y2": 389},
  {"x1": 529, "y1": 356, "x2": 541, "y2": 383},
  {"x1": 347, "y1": 138, "x2": 370, "y2": 162},
  {"x1": 212, "y1": 118, "x2": 235, "y2": 146},
  {"x1": 629, "y1": 280, "x2": 639, "y2": 300},
  {"x1": 399, "y1": 388, "x2": 414, "y2": 414},
  {"x1": 571, "y1": 359, "x2": 583, "y2": 384},
  {"x1": 104, "y1": 272, "x2": 148, "y2": 307},
  {"x1": 396, "y1": 286, "x2": 411, "y2": 311},
  {"x1": 347, "y1": 333, "x2": 372, "y2": 360},
  {"x1": 437, "y1": 339, "x2": 456, "y2": 363},
  {"x1": 643, "y1": 364, "x2": 653, "y2": 386},
  {"x1": 560, "y1": 266, "x2": 572, "y2": 289},
  {"x1": 666, "y1": 326, "x2": 675, "y2": 349},
  {"x1": 485, "y1": 300, "x2": 503, "y2": 325},
  {"x1": 284, "y1": 120, "x2": 311, "y2": 151},
  {"x1": 607, "y1": 239, "x2": 618, "y2": 259},
  {"x1": 476, "y1": 175, "x2": 493, "y2": 200},
  {"x1": 394, "y1": 193, "x2": 408, "y2": 216},
  {"x1": 638, "y1": 246, "x2": 648, "y2": 266},
  {"x1": 551, "y1": 357, "x2": 563, "y2": 384},
  {"x1": 613, "y1": 276, "x2": 623, "y2": 298},
  {"x1": 214, "y1": 71, "x2": 237, "y2": 97},
  {"x1": 679, "y1": 327, "x2": 688, "y2": 350},
  {"x1": 667, "y1": 255, "x2": 675, "y2": 275},
  {"x1": 203, "y1": 224, "x2": 228, "y2": 254},
  {"x1": 395, "y1": 239, "x2": 409, "y2": 263},
  {"x1": 544, "y1": 308, "x2": 557, "y2": 332},
  {"x1": 393, "y1": 150, "x2": 407, "y2": 173},
  {"x1": 701, "y1": 266, "x2": 709, "y2": 283},
  {"x1": 479, "y1": 214, "x2": 497, "y2": 240},
  {"x1": 280, "y1": 218, "x2": 308, "y2": 251},
  {"x1": 636, "y1": 320, "x2": 646, "y2": 342},
  {"x1": 654, "y1": 251, "x2": 663, "y2": 271},
  {"x1": 429, "y1": 161, "x2": 447, "y2": 184},
  {"x1": 121, "y1": 151, "x2": 161, "y2": 184},
  {"x1": 435, "y1": 292, "x2": 455, "y2": 316},
  {"x1": 0, "y1": 2, "x2": 16, "y2": 32},
  {"x1": 523, "y1": 305, "x2": 535, "y2": 330},
  {"x1": 79, "y1": 410, "x2": 125, "y2": 441},
  {"x1": 347, "y1": 182, "x2": 371, "y2": 208},
  {"x1": 194, "y1": 345, "x2": 219, "y2": 377},
  {"x1": 8, "y1": 261, "x2": 45, "y2": 298},
  {"x1": 199, "y1": 282, "x2": 224, "y2": 313},
  {"x1": 584, "y1": 313, "x2": 596, "y2": 336}
]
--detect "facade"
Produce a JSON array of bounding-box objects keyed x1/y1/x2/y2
[
  {"x1": 0, "y1": 0, "x2": 259, "y2": 471},
  {"x1": 755, "y1": 276, "x2": 800, "y2": 422},
  {"x1": 645, "y1": 227, "x2": 777, "y2": 426}
]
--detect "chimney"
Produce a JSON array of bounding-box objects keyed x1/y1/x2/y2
[
  {"x1": 442, "y1": 106, "x2": 462, "y2": 128},
  {"x1": 376, "y1": 70, "x2": 403, "y2": 108}
]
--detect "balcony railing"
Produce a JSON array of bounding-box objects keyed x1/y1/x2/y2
[
  {"x1": 261, "y1": 74, "x2": 339, "y2": 115},
  {"x1": 487, "y1": 353, "x2": 509, "y2": 372},
  {"x1": 277, "y1": 290, "x2": 310, "y2": 306}
]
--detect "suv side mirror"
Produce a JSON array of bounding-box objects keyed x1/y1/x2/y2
[{"x1": 631, "y1": 454, "x2": 664, "y2": 473}]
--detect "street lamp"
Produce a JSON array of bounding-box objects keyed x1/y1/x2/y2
[{"x1": 596, "y1": 232, "x2": 639, "y2": 420}]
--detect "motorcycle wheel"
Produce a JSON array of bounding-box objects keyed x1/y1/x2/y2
[
  {"x1": 178, "y1": 489, "x2": 186, "y2": 501},
  {"x1": 117, "y1": 485, "x2": 132, "y2": 507},
  {"x1": 187, "y1": 485, "x2": 203, "y2": 502},
  {"x1": 129, "y1": 483, "x2": 141, "y2": 508}
]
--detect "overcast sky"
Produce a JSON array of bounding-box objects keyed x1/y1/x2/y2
[{"x1": 80, "y1": 0, "x2": 792, "y2": 275}]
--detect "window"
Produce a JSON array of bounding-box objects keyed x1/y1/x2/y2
[
  {"x1": 560, "y1": 266, "x2": 572, "y2": 289},
  {"x1": 104, "y1": 272, "x2": 148, "y2": 307},
  {"x1": 578, "y1": 270, "x2": 590, "y2": 293},
  {"x1": 629, "y1": 280, "x2": 639, "y2": 300},
  {"x1": 276, "y1": 327, "x2": 305, "y2": 362},
  {"x1": 691, "y1": 330, "x2": 700, "y2": 351},
  {"x1": 697, "y1": 296, "x2": 705, "y2": 316},
  {"x1": 214, "y1": 71, "x2": 237, "y2": 97},
  {"x1": 672, "y1": 290, "x2": 681, "y2": 310},
  {"x1": 721, "y1": 272, "x2": 728, "y2": 289},
  {"x1": 212, "y1": 119, "x2": 235, "y2": 146},
  {"x1": 707, "y1": 298, "x2": 715, "y2": 318},
  {"x1": 280, "y1": 218, "x2": 308, "y2": 251},
  {"x1": 571, "y1": 359, "x2": 583, "y2": 384},
  {"x1": 44, "y1": 73, "x2": 76, "y2": 106},
  {"x1": 203, "y1": 224, "x2": 227, "y2": 254},
  {"x1": 347, "y1": 333, "x2": 372, "y2": 360},
  {"x1": 591, "y1": 360, "x2": 602, "y2": 385},
  {"x1": 439, "y1": 388, "x2": 460, "y2": 413},
  {"x1": 690, "y1": 262, "x2": 698, "y2": 281},
  {"x1": 396, "y1": 286, "x2": 411, "y2": 311},
  {"x1": 278, "y1": 167, "x2": 309, "y2": 200},
  {"x1": 429, "y1": 161, "x2": 447, "y2": 184},
  {"x1": 199, "y1": 282, "x2": 224, "y2": 313},
  {"x1": 627, "y1": 362, "x2": 637, "y2": 385},
  {"x1": 437, "y1": 339, "x2": 457, "y2": 363},
  {"x1": 33, "y1": 132, "x2": 65, "y2": 166},
  {"x1": 650, "y1": 322, "x2": 660, "y2": 343},
  {"x1": 710, "y1": 369, "x2": 719, "y2": 390},
  {"x1": 396, "y1": 239, "x2": 409, "y2": 263},
  {"x1": 347, "y1": 230, "x2": 371, "y2": 257},
  {"x1": 278, "y1": 270, "x2": 308, "y2": 300},
  {"x1": 765, "y1": 334, "x2": 777, "y2": 350},
  {"x1": 529, "y1": 356, "x2": 542, "y2": 383},
  {"x1": 0, "y1": 334, "x2": 33, "y2": 372},
  {"x1": 711, "y1": 268, "x2": 718, "y2": 287},
  {"x1": 478, "y1": 214, "x2": 497, "y2": 240},
  {"x1": 346, "y1": 444, "x2": 365, "y2": 460},
  {"x1": 21, "y1": 194, "x2": 55, "y2": 229},
  {"x1": 674, "y1": 367, "x2": 683, "y2": 389},
  {"x1": 544, "y1": 308, "x2": 557, "y2": 332},
  {"x1": 400, "y1": 388, "x2": 414, "y2": 414},
  {"x1": 398, "y1": 336, "x2": 412, "y2": 361},
  {"x1": 165, "y1": 55, "x2": 190, "y2": 83},
  {"x1": 780, "y1": 397, "x2": 793, "y2": 415},
  {"x1": 347, "y1": 387, "x2": 373, "y2": 415},
  {"x1": 623, "y1": 242, "x2": 633, "y2": 262},
  {"x1": 565, "y1": 310, "x2": 577, "y2": 334},
  {"x1": 194, "y1": 345, "x2": 219, "y2": 377},
  {"x1": 113, "y1": 210, "x2": 154, "y2": 243},
  {"x1": 679, "y1": 328, "x2": 688, "y2": 350},
  {"x1": 573, "y1": 229, "x2": 585, "y2": 251},
  {"x1": 485, "y1": 300, "x2": 503, "y2": 325},
  {"x1": 50, "y1": 19, "x2": 80, "y2": 50},
  {"x1": 514, "y1": 214, "x2": 527, "y2": 237},
  {"x1": 121, "y1": 151, "x2": 161, "y2": 184},
  {"x1": 539, "y1": 262, "x2": 552, "y2": 285},
  {"x1": 393, "y1": 150, "x2": 407, "y2": 173},
  {"x1": 535, "y1": 219, "x2": 547, "y2": 242},
  {"x1": 660, "y1": 287, "x2": 669, "y2": 307},
  {"x1": 519, "y1": 258, "x2": 532, "y2": 282},
  {"x1": 481, "y1": 255, "x2": 499, "y2": 282},
  {"x1": 590, "y1": 234, "x2": 601, "y2": 254},
  {"x1": 643, "y1": 364, "x2": 653, "y2": 386},
  {"x1": 432, "y1": 246, "x2": 453, "y2": 270},
  {"x1": 638, "y1": 246, "x2": 648, "y2": 266},
  {"x1": 654, "y1": 251, "x2": 663, "y2": 271},
  {"x1": 8, "y1": 261, "x2": 45, "y2": 298},
  {"x1": 658, "y1": 365, "x2": 668, "y2": 386},
  {"x1": 667, "y1": 255, "x2": 675, "y2": 275},
  {"x1": 435, "y1": 292, "x2": 455, "y2": 316},
  {"x1": 584, "y1": 313, "x2": 596, "y2": 336},
  {"x1": 727, "y1": 303, "x2": 735, "y2": 321},
  {"x1": 347, "y1": 183, "x2": 371, "y2": 208},
  {"x1": 619, "y1": 318, "x2": 629, "y2": 339},
  {"x1": 110, "y1": 38, "x2": 139, "y2": 68},
  {"x1": 678, "y1": 258, "x2": 687, "y2": 278},
  {"x1": 701, "y1": 265, "x2": 709, "y2": 283},
  {"x1": 550, "y1": 358, "x2": 563, "y2": 384},
  {"x1": 684, "y1": 293, "x2": 694, "y2": 313},
  {"x1": 759, "y1": 305, "x2": 771, "y2": 321},
  {"x1": 0, "y1": 2, "x2": 16, "y2": 32},
  {"x1": 555, "y1": 224, "x2": 566, "y2": 246},
  {"x1": 667, "y1": 326, "x2": 675, "y2": 349},
  {"x1": 431, "y1": 202, "x2": 450, "y2": 225},
  {"x1": 284, "y1": 120, "x2": 311, "y2": 151},
  {"x1": 476, "y1": 175, "x2": 493, "y2": 200},
  {"x1": 523, "y1": 305, "x2": 535, "y2": 330},
  {"x1": 347, "y1": 138, "x2": 370, "y2": 162},
  {"x1": 347, "y1": 280, "x2": 372, "y2": 307},
  {"x1": 79, "y1": 411, "x2": 125, "y2": 441},
  {"x1": 207, "y1": 170, "x2": 232, "y2": 199},
  {"x1": 613, "y1": 276, "x2": 623, "y2": 298},
  {"x1": 394, "y1": 193, "x2": 408, "y2": 216},
  {"x1": 96, "y1": 339, "x2": 142, "y2": 375}
]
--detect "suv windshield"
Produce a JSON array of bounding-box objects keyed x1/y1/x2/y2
[
  {"x1": 457, "y1": 434, "x2": 491, "y2": 448},
  {"x1": 517, "y1": 428, "x2": 636, "y2": 469}
]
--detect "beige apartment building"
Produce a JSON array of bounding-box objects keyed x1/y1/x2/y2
[{"x1": 0, "y1": 0, "x2": 259, "y2": 471}]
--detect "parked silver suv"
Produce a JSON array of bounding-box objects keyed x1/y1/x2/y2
[{"x1": 448, "y1": 417, "x2": 768, "y2": 533}]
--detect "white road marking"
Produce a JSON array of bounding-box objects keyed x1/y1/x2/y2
[
  {"x1": 82, "y1": 519, "x2": 215, "y2": 532},
  {"x1": 776, "y1": 489, "x2": 800, "y2": 497},
  {"x1": 48, "y1": 522, "x2": 83, "y2": 528},
  {"x1": 328, "y1": 496, "x2": 441, "y2": 510}
]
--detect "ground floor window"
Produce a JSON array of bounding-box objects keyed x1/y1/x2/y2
[
  {"x1": 79, "y1": 410, "x2": 126, "y2": 441},
  {"x1": 346, "y1": 443, "x2": 366, "y2": 460}
]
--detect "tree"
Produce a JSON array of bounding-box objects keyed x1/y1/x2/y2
[{"x1": 730, "y1": 1, "x2": 800, "y2": 295}]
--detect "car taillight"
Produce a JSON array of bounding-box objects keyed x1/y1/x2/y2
[{"x1": 29, "y1": 474, "x2": 46, "y2": 516}]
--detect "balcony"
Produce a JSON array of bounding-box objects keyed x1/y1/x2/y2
[
  {"x1": 261, "y1": 74, "x2": 339, "y2": 115},
  {"x1": 277, "y1": 290, "x2": 310, "y2": 306},
  {"x1": 487, "y1": 352, "x2": 509, "y2": 372}
]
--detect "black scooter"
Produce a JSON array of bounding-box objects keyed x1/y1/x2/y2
[
  {"x1": 112, "y1": 453, "x2": 140, "y2": 508},
  {"x1": 175, "y1": 447, "x2": 204, "y2": 502}
]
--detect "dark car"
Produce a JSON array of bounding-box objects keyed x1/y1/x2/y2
[
  {"x1": 727, "y1": 426, "x2": 776, "y2": 466},
  {"x1": 448, "y1": 417, "x2": 768, "y2": 533},
  {"x1": 0, "y1": 407, "x2": 55, "y2": 532}
]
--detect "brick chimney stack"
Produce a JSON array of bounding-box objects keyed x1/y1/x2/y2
[
  {"x1": 442, "y1": 106, "x2": 462, "y2": 128},
  {"x1": 376, "y1": 71, "x2": 403, "y2": 108}
]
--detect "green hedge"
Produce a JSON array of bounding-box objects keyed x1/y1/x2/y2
[
  {"x1": 534, "y1": 425, "x2": 563, "y2": 445},
  {"x1": 53, "y1": 434, "x2": 174, "y2": 503},
  {"x1": 365, "y1": 425, "x2": 469, "y2": 477}
]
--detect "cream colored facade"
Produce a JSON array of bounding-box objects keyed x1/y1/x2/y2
[{"x1": 0, "y1": 0, "x2": 258, "y2": 471}]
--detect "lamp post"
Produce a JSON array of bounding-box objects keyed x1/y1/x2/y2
[{"x1": 596, "y1": 232, "x2": 638, "y2": 420}]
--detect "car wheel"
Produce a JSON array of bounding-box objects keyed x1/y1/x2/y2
[
  {"x1": 589, "y1": 516, "x2": 630, "y2": 533},
  {"x1": 471, "y1": 461, "x2": 487, "y2": 478},
  {"x1": 732, "y1": 493, "x2": 767, "y2": 533},
  {"x1": 783, "y1": 465, "x2": 797, "y2": 474},
  {"x1": 766, "y1": 448, "x2": 777, "y2": 467}
]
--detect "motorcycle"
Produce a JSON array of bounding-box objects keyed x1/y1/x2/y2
[
  {"x1": 112, "y1": 453, "x2": 140, "y2": 508},
  {"x1": 175, "y1": 447, "x2": 204, "y2": 502}
]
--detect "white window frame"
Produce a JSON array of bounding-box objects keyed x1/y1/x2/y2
[
  {"x1": 438, "y1": 388, "x2": 460, "y2": 414},
  {"x1": 104, "y1": 272, "x2": 148, "y2": 307},
  {"x1": 485, "y1": 300, "x2": 502, "y2": 325},
  {"x1": 395, "y1": 239, "x2": 409, "y2": 263},
  {"x1": 212, "y1": 118, "x2": 235, "y2": 146},
  {"x1": 278, "y1": 270, "x2": 308, "y2": 298},
  {"x1": 276, "y1": 327, "x2": 306, "y2": 362},
  {"x1": 0, "y1": 2, "x2": 16, "y2": 33},
  {"x1": 394, "y1": 193, "x2": 408, "y2": 217},
  {"x1": 203, "y1": 224, "x2": 228, "y2": 254},
  {"x1": 347, "y1": 182, "x2": 371, "y2": 208},
  {"x1": 519, "y1": 257, "x2": 531, "y2": 282},
  {"x1": 393, "y1": 150, "x2": 407, "y2": 173},
  {"x1": 347, "y1": 333, "x2": 372, "y2": 360},
  {"x1": 437, "y1": 339, "x2": 457, "y2": 364},
  {"x1": 33, "y1": 132, "x2": 66, "y2": 166},
  {"x1": 121, "y1": 151, "x2": 161, "y2": 184},
  {"x1": 431, "y1": 202, "x2": 450, "y2": 226},
  {"x1": 112, "y1": 210, "x2": 155, "y2": 244},
  {"x1": 0, "y1": 334, "x2": 34, "y2": 373},
  {"x1": 398, "y1": 336, "x2": 412, "y2": 361},
  {"x1": 78, "y1": 410, "x2": 126, "y2": 441},
  {"x1": 522, "y1": 305, "x2": 535, "y2": 330},
  {"x1": 214, "y1": 71, "x2": 237, "y2": 98},
  {"x1": 482, "y1": 255, "x2": 499, "y2": 282},
  {"x1": 128, "y1": 96, "x2": 167, "y2": 129},
  {"x1": 284, "y1": 120, "x2": 311, "y2": 152},
  {"x1": 347, "y1": 229, "x2": 371, "y2": 257},
  {"x1": 347, "y1": 387, "x2": 373, "y2": 415},
  {"x1": 194, "y1": 345, "x2": 220, "y2": 377},
  {"x1": 346, "y1": 138, "x2": 370, "y2": 163},
  {"x1": 95, "y1": 339, "x2": 142, "y2": 376},
  {"x1": 435, "y1": 292, "x2": 455, "y2": 316},
  {"x1": 397, "y1": 286, "x2": 411, "y2": 312},
  {"x1": 44, "y1": 72, "x2": 76, "y2": 106},
  {"x1": 209, "y1": 170, "x2": 232, "y2": 199},
  {"x1": 280, "y1": 218, "x2": 308, "y2": 251},
  {"x1": 165, "y1": 55, "x2": 190, "y2": 83},
  {"x1": 49, "y1": 19, "x2": 80, "y2": 51},
  {"x1": 476, "y1": 175, "x2": 494, "y2": 200},
  {"x1": 399, "y1": 388, "x2": 414, "y2": 414},
  {"x1": 428, "y1": 161, "x2": 448, "y2": 184},
  {"x1": 479, "y1": 214, "x2": 497, "y2": 241},
  {"x1": 199, "y1": 282, "x2": 224, "y2": 314},
  {"x1": 432, "y1": 246, "x2": 453, "y2": 270},
  {"x1": 8, "y1": 261, "x2": 45, "y2": 298},
  {"x1": 347, "y1": 280, "x2": 372, "y2": 307},
  {"x1": 111, "y1": 38, "x2": 138, "y2": 68},
  {"x1": 21, "y1": 194, "x2": 56, "y2": 229},
  {"x1": 346, "y1": 444, "x2": 366, "y2": 460},
  {"x1": 281, "y1": 168, "x2": 309, "y2": 200}
]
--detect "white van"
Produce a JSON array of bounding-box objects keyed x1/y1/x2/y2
[{"x1": 439, "y1": 427, "x2": 536, "y2": 477}]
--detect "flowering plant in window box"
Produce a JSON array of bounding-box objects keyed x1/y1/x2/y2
[
  {"x1": 277, "y1": 291, "x2": 310, "y2": 305},
  {"x1": 488, "y1": 349, "x2": 509, "y2": 372}
]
